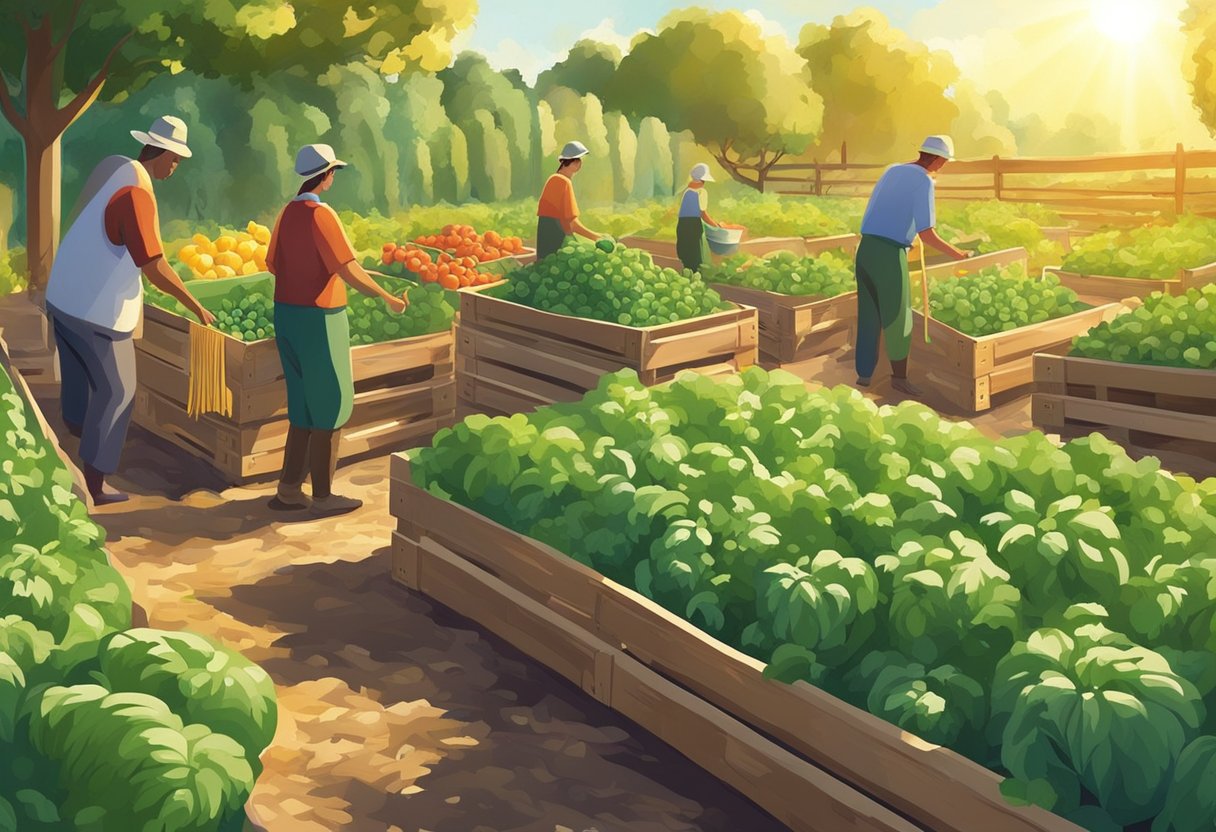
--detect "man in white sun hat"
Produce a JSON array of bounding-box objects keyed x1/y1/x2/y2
[
  {"x1": 264, "y1": 143, "x2": 408, "y2": 517},
  {"x1": 535, "y1": 140, "x2": 607, "y2": 259},
  {"x1": 46, "y1": 115, "x2": 214, "y2": 505},
  {"x1": 854, "y1": 134, "x2": 972, "y2": 397},
  {"x1": 676, "y1": 162, "x2": 740, "y2": 272}
]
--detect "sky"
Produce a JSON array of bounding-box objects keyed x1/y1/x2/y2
[{"x1": 460, "y1": 0, "x2": 1213, "y2": 150}]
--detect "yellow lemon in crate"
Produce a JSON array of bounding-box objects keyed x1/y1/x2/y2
[
  {"x1": 240, "y1": 261, "x2": 259, "y2": 276},
  {"x1": 236, "y1": 239, "x2": 259, "y2": 260},
  {"x1": 215, "y1": 264, "x2": 237, "y2": 278},
  {"x1": 191, "y1": 252, "x2": 215, "y2": 272},
  {"x1": 236, "y1": 231, "x2": 253, "y2": 243},
  {"x1": 215, "y1": 235, "x2": 237, "y2": 253},
  {"x1": 220, "y1": 251, "x2": 244, "y2": 270},
  {"x1": 177, "y1": 244, "x2": 199, "y2": 262},
  {"x1": 252, "y1": 226, "x2": 271, "y2": 245},
  {"x1": 191, "y1": 233, "x2": 210, "y2": 248},
  {"x1": 202, "y1": 268, "x2": 218, "y2": 280}
]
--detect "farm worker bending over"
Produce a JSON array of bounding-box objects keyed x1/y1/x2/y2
[
  {"x1": 266, "y1": 144, "x2": 408, "y2": 517},
  {"x1": 46, "y1": 116, "x2": 214, "y2": 505},
  {"x1": 676, "y1": 163, "x2": 739, "y2": 272},
  {"x1": 535, "y1": 141, "x2": 606, "y2": 259},
  {"x1": 855, "y1": 135, "x2": 972, "y2": 396}
]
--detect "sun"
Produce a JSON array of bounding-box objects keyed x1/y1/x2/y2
[{"x1": 1090, "y1": 0, "x2": 1162, "y2": 46}]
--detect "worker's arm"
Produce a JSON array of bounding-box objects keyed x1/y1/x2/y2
[
  {"x1": 141, "y1": 257, "x2": 215, "y2": 326},
  {"x1": 570, "y1": 218, "x2": 603, "y2": 241},
  {"x1": 700, "y1": 210, "x2": 722, "y2": 228},
  {"x1": 336, "y1": 260, "x2": 408, "y2": 313},
  {"x1": 918, "y1": 227, "x2": 972, "y2": 261}
]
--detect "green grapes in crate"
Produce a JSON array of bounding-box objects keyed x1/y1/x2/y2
[
  {"x1": 504, "y1": 239, "x2": 731, "y2": 327},
  {"x1": 701, "y1": 249, "x2": 855, "y2": 299},
  {"x1": 348, "y1": 278, "x2": 457, "y2": 345},
  {"x1": 1072, "y1": 284, "x2": 1216, "y2": 370},
  {"x1": 929, "y1": 264, "x2": 1087, "y2": 337}
]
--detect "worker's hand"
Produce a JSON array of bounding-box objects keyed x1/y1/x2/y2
[
  {"x1": 385, "y1": 292, "x2": 408, "y2": 314},
  {"x1": 194, "y1": 306, "x2": 216, "y2": 327},
  {"x1": 954, "y1": 249, "x2": 975, "y2": 261}
]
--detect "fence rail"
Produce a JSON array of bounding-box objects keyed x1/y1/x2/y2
[{"x1": 764, "y1": 144, "x2": 1216, "y2": 224}]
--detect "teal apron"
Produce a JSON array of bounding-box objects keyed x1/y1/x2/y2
[{"x1": 273, "y1": 303, "x2": 354, "y2": 430}]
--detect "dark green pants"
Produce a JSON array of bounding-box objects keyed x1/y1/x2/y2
[
  {"x1": 855, "y1": 235, "x2": 913, "y2": 380},
  {"x1": 273, "y1": 303, "x2": 354, "y2": 430},
  {"x1": 535, "y1": 216, "x2": 568, "y2": 260},
  {"x1": 676, "y1": 217, "x2": 705, "y2": 271}
]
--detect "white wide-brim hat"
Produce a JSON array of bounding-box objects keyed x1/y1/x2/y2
[
  {"x1": 920, "y1": 135, "x2": 955, "y2": 161},
  {"x1": 131, "y1": 115, "x2": 192, "y2": 158},
  {"x1": 295, "y1": 143, "x2": 347, "y2": 177},
  {"x1": 559, "y1": 140, "x2": 590, "y2": 161},
  {"x1": 691, "y1": 163, "x2": 715, "y2": 182}
]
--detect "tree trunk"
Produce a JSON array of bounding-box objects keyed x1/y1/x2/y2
[
  {"x1": 24, "y1": 132, "x2": 62, "y2": 303},
  {"x1": 711, "y1": 154, "x2": 761, "y2": 191}
]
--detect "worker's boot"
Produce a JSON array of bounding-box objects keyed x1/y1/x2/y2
[
  {"x1": 308, "y1": 429, "x2": 362, "y2": 517},
  {"x1": 890, "y1": 359, "x2": 924, "y2": 397},
  {"x1": 84, "y1": 463, "x2": 129, "y2": 506},
  {"x1": 269, "y1": 426, "x2": 311, "y2": 511}
]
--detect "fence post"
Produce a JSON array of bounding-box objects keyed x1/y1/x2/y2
[
  {"x1": 993, "y1": 155, "x2": 1002, "y2": 201},
  {"x1": 815, "y1": 164, "x2": 822, "y2": 196},
  {"x1": 1176, "y1": 143, "x2": 1186, "y2": 215}
]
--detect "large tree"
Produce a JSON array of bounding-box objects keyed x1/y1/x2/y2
[
  {"x1": 1184, "y1": 0, "x2": 1216, "y2": 134},
  {"x1": 797, "y1": 9, "x2": 959, "y2": 163},
  {"x1": 535, "y1": 39, "x2": 621, "y2": 99},
  {"x1": 0, "y1": 0, "x2": 474, "y2": 297},
  {"x1": 605, "y1": 10, "x2": 822, "y2": 190}
]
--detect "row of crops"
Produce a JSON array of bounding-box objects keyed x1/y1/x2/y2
[
  {"x1": 408, "y1": 367, "x2": 1216, "y2": 832},
  {"x1": 0, "y1": 360, "x2": 277, "y2": 830}
]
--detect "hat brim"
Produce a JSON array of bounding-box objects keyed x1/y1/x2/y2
[
  {"x1": 131, "y1": 130, "x2": 192, "y2": 159},
  {"x1": 560, "y1": 151, "x2": 589, "y2": 161},
  {"x1": 698, "y1": 173, "x2": 715, "y2": 182},
  {"x1": 297, "y1": 160, "x2": 347, "y2": 178}
]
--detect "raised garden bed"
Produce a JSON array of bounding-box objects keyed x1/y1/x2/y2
[
  {"x1": 1043, "y1": 262, "x2": 1216, "y2": 304},
  {"x1": 133, "y1": 280, "x2": 457, "y2": 482},
  {"x1": 455, "y1": 291, "x2": 757, "y2": 416},
  {"x1": 910, "y1": 248, "x2": 1125, "y2": 413},
  {"x1": 1032, "y1": 352, "x2": 1216, "y2": 478},
  {"x1": 388, "y1": 454, "x2": 1080, "y2": 832}
]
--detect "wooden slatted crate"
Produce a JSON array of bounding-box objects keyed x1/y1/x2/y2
[
  {"x1": 709, "y1": 285, "x2": 856, "y2": 366},
  {"x1": 1043, "y1": 261, "x2": 1216, "y2": 304},
  {"x1": 455, "y1": 291, "x2": 757, "y2": 416},
  {"x1": 134, "y1": 304, "x2": 456, "y2": 482},
  {"x1": 909, "y1": 248, "x2": 1125, "y2": 413},
  {"x1": 388, "y1": 456, "x2": 1081, "y2": 832},
  {"x1": 1032, "y1": 353, "x2": 1216, "y2": 477}
]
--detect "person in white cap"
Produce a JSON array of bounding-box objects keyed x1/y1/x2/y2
[
  {"x1": 535, "y1": 140, "x2": 606, "y2": 260},
  {"x1": 45, "y1": 115, "x2": 214, "y2": 505},
  {"x1": 676, "y1": 162, "x2": 737, "y2": 272},
  {"x1": 854, "y1": 134, "x2": 972, "y2": 396},
  {"x1": 265, "y1": 143, "x2": 409, "y2": 517}
]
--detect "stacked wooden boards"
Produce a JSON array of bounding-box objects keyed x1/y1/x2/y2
[
  {"x1": 910, "y1": 248, "x2": 1125, "y2": 413},
  {"x1": 133, "y1": 277, "x2": 456, "y2": 482},
  {"x1": 456, "y1": 290, "x2": 757, "y2": 416},
  {"x1": 388, "y1": 456, "x2": 1082, "y2": 832},
  {"x1": 1033, "y1": 352, "x2": 1216, "y2": 478}
]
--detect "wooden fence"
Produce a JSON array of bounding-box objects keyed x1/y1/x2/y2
[{"x1": 762, "y1": 144, "x2": 1216, "y2": 225}]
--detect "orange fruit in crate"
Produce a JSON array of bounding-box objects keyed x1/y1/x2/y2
[
  {"x1": 381, "y1": 250, "x2": 394, "y2": 265},
  {"x1": 440, "y1": 274, "x2": 460, "y2": 290}
]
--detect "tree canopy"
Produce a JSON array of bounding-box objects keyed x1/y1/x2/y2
[
  {"x1": 605, "y1": 9, "x2": 823, "y2": 189},
  {"x1": 1184, "y1": 0, "x2": 1216, "y2": 135}
]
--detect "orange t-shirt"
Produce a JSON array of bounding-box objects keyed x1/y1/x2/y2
[
  {"x1": 104, "y1": 186, "x2": 162, "y2": 267},
  {"x1": 537, "y1": 174, "x2": 578, "y2": 223},
  {"x1": 267, "y1": 198, "x2": 357, "y2": 308}
]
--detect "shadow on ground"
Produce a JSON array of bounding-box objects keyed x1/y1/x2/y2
[{"x1": 207, "y1": 550, "x2": 787, "y2": 832}]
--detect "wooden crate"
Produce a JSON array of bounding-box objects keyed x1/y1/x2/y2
[
  {"x1": 909, "y1": 248, "x2": 1126, "y2": 413},
  {"x1": 388, "y1": 457, "x2": 1080, "y2": 832},
  {"x1": 134, "y1": 306, "x2": 455, "y2": 481},
  {"x1": 804, "y1": 232, "x2": 861, "y2": 256},
  {"x1": 1043, "y1": 262, "x2": 1216, "y2": 304},
  {"x1": 1032, "y1": 353, "x2": 1216, "y2": 477},
  {"x1": 710, "y1": 284, "x2": 856, "y2": 365},
  {"x1": 456, "y1": 292, "x2": 757, "y2": 416}
]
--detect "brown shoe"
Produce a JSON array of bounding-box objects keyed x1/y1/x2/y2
[
  {"x1": 309, "y1": 494, "x2": 363, "y2": 517},
  {"x1": 84, "y1": 464, "x2": 129, "y2": 505},
  {"x1": 891, "y1": 376, "x2": 924, "y2": 397}
]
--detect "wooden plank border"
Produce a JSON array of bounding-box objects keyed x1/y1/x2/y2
[{"x1": 388, "y1": 456, "x2": 1081, "y2": 832}]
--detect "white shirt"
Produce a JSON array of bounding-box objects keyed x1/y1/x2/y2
[{"x1": 47, "y1": 157, "x2": 154, "y2": 333}]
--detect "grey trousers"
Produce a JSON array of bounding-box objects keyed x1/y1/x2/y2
[{"x1": 49, "y1": 306, "x2": 136, "y2": 474}]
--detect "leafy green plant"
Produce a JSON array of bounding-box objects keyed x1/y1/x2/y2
[
  {"x1": 928, "y1": 263, "x2": 1088, "y2": 337},
  {"x1": 1063, "y1": 215, "x2": 1216, "y2": 279},
  {"x1": 700, "y1": 249, "x2": 855, "y2": 298},
  {"x1": 1072, "y1": 284, "x2": 1216, "y2": 369}
]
